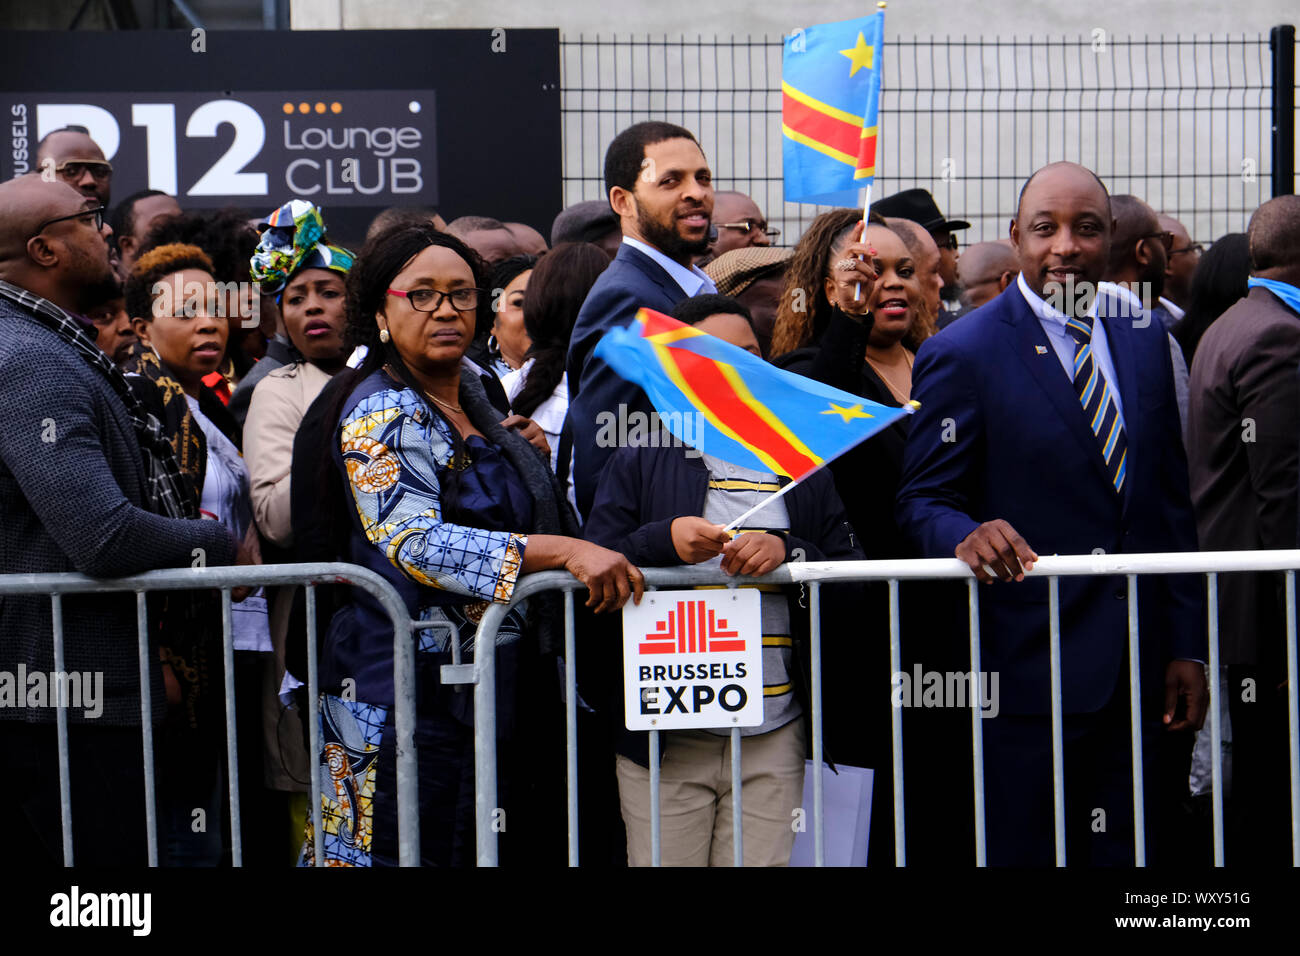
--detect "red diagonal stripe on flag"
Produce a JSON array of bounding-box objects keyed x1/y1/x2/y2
[
  {"x1": 857, "y1": 130, "x2": 878, "y2": 175},
  {"x1": 662, "y1": 345, "x2": 820, "y2": 478},
  {"x1": 782, "y1": 91, "x2": 863, "y2": 161}
]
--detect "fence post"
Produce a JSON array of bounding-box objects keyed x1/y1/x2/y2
[{"x1": 1271, "y1": 24, "x2": 1296, "y2": 197}]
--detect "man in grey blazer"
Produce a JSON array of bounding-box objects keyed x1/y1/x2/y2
[
  {"x1": 0, "y1": 176, "x2": 245, "y2": 865},
  {"x1": 1186, "y1": 193, "x2": 1300, "y2": 865}
]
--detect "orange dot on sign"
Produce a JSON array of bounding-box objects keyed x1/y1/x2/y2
[
  {"x1": 314, "y1": 102, "x2": 326, "y2": 113},
  {"x1": 282, "y1": 103, "x2": 293, "y2": 114},
  {"x1": 298, "y1": 102, "x2": 310, "y2": 113},
  {"x1": 330, "y1": 102, "x2": 342, "y2": 113}
]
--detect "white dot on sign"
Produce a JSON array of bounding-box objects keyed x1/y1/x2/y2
[{"x1": 408, "y1": 101, "x2": 421, "y2": 113}]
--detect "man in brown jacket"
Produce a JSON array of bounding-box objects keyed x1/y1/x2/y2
[{"x1": 1185, "y1": 193, "x2": 1300, "y2": 865}]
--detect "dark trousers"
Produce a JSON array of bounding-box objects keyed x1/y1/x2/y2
[
  {"x1": 3, "y1": 721, "x2": 149, "y2": 867},
  {"x1": 1225, "y1": 663, "x2": 1294, "y2": 866},
  {"x1": 224, "y1": 650, "x2": 287, "y2": 867},
  {"x1": 983, "y1": 679, "x2": 1158, "y2": 866},
  {"x1": 370, "y1": 702, "x2": 478, "y2": 867},
  {"x1": 367, "y1": 650, "x2": 566, "y2": 867}
]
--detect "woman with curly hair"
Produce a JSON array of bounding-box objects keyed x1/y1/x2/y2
[
  {"x1": 771, "y1": 210, "x2": 927, "y2": 543},
  {"x1": 770, "y1": 209, "x2": 968, "y2": 868}
]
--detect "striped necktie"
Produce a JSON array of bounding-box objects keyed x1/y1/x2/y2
[{"x1": 1063, "y1": 315, "x2": 1127, "y2": 493}]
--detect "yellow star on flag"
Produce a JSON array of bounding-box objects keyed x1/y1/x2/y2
[
  {"x1": 839, "y1": 32, "x2": 874, "y2": 77},
  {"x1": 821, "y1": 401, "x2": 873, "y2": 423}
]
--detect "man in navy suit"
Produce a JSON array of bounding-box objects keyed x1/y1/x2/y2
[
  {"x1": 567, "y1": 121, "x2": 717, "y2": 518},
  {"x1": 895, "y1": 162, "x2": 1207, "y2": 865}
]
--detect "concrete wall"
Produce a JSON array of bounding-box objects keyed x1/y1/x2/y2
[{"x1": 290, "y1": 0, "x2": 1293, "y2": 38}]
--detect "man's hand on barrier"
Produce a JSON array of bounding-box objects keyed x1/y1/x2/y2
[
  {"x1": 955, "y1": 519, "x2": 1038, "y2": 583},
  {"x1": 720, "y1": 531, "x2": 784, "y2": 577},
  {"x1": 671, "y1": 516, "x2": 729, "y2": 564},
  {"x1": 562, "y1": 540, "x2": 645, "y2": 613},
  {"x1": 231, "y1": 523, "x2": 262, "y2": 603},
  {"x1": 501, "y1": 414, "x2": 551, "y2": 457},
  {"x1": 1163, "y1": 660, "x2": 1208, "y2": 732}
]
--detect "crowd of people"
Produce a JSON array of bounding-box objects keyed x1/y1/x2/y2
[{"x1": 0, "y1": 119, "x2": 1295, "y2": 868}]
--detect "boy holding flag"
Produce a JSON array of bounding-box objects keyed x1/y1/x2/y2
[{"x1": 584, "y1": 295, "x2": 865, "y2": 866}]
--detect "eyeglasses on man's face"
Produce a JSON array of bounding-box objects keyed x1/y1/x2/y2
[
  {"x1": 1169, "y1": 242, "x2": 1204, "y2": 258},
  {"x1": 30, "y1": 205, "x2": 106, "y2": 241},
  {"x1": 387, "y1": 286, "x2": 483, "y2": 312},
  {"x1": 53, "y1": 160, "x2": 113, "y2": 182},
  {"x1": 717, "y1": 220, "x2": 780, "y2": 240},
  {"x1": 1140, "y1": 231, "x2": 1175, "y2": 253},
  {"x1": 936, "y1": 234, "x2": 959, "y2": 251}
]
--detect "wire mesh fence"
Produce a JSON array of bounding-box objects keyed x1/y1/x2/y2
[{"x1": 560, "y1": 32, "x2": 1294, "y2": 247}]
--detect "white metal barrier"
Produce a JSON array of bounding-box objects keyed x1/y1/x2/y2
[
  {"x1": 7, "y1": 550, "x2": 1298, "y2": 867},
  {"x1": 0, "y1": 563, "x2": 419, "y2": 867}
]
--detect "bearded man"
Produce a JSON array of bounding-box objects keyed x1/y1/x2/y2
[{"x1": 566, "y1": 122, "x2": 718, "y2": 517}]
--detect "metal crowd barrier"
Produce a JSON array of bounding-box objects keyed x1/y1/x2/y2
[
  {"x1": 8, "y1": 551, "x2": 1299, "y2": 868},
  {"x1": 462, "y1": 551, "x2": 1300, "y2": 868},
  {"x1": 0, "y1": 563, "x2": 417, "y2": 867}
]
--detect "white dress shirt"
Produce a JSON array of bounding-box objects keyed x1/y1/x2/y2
[
  {"x1": 1157, "y1": 296, "x2": 1185, "y2": 322},
  {"x1": 1017, "y1": 272, "x2": 1126, "y2": 424},
  {"x1": 622, "y1": 236, "x2": 718, "y2": 297}
]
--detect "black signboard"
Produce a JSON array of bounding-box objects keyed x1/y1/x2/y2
[{"x1": 0, "y1": 29, "x2": 561, "y2": 245}]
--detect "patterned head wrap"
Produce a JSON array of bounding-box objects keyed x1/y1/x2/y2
[{"x1": 250, "y1": 199, "x2": 354, "y2": 295}]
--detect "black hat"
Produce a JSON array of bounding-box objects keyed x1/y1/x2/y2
[
  {"x1": 873, "y1": 188, "x2": 970, "y2": 233},
  {"x1": 551, "y1": 200, "x2": 620, "y2": 246}
]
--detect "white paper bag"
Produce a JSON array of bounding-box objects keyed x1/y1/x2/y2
[{"x1": 790, "y1": 762, "x2": 873, "y2": 867}]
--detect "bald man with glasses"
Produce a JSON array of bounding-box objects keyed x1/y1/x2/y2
[{"x1": 0, "y1": 175, "x2": 244, "y2": 866}]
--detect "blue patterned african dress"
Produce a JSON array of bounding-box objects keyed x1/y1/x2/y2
[{"x1": 301, "y1": 369, "x2": 535, "y2": 866}]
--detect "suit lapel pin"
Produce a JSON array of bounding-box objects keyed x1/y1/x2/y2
[{"x1": 1035, "y1": 345, "x2": 1048, "y2": 354}]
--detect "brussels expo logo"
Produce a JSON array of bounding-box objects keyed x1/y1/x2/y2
[{"x1": 6, "y1": 90, "x2": 437, "y2": 205}]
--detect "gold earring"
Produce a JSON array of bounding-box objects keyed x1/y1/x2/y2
[{"x1": 379, "y1": 328, "x2": 390, "y2": 343}]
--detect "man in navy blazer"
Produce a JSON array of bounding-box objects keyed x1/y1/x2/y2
[
  {"x1": 896, "y1": 162, "x2": 1207, "y2": 865},
  {"x1": 566, "y1": 121, "x2": 717, "y2": 517}
]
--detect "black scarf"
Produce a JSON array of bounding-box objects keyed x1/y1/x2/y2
[
  {"x1": 0, "y1": 279, "x2": 195, "y2": 519},
  {"x1": 458, "y1": 369, "x2": 579, "y2": 654}
]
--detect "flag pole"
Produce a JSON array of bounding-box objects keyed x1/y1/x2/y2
[
  {"x1": 853, "y1": 1, "x2": 886, "y2": 300},
  {"x1": 723, "y1": 472, "x2": 809, "y2": 533},
  {"x1": 853, "y1": 180, "x2": 874, "y2": 301}
]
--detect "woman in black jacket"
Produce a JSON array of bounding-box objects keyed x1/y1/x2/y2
[{"x1": 770, "y1": 211, "x2": 971, "y2": 867}]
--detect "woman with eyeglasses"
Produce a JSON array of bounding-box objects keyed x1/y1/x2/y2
[{"x1": 303, "y1": 223, "x2": 643, "y2": 867}]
